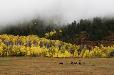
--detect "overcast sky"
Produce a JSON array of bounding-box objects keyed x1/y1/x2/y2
[{"x1": 0, "y1": 0, "x2": 114, "y2": 25}]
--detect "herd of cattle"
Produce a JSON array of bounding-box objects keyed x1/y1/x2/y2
[{"x1": 59, "y1": 60, "x2": 82, "y2": 65}]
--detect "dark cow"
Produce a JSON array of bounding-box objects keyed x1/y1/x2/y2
[{"x1": 59, "y1": 62, "x2": 63, "y2": 65}]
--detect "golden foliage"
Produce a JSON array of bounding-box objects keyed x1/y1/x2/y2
[{"x1": 0, "y1": 34, "x2": 114, "y2": 58}]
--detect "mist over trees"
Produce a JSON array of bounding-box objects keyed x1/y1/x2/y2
[
  {"x1": 0, "y1": 18, "x2": 59, "y2": 37},
  {"x1": 1, "y1": 17, "x2": 114, "y2": 44},
  {"x1": 42, "y1": 17, "x2": 114, "y2": 44}
]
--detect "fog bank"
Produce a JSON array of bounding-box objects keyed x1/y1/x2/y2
[{"x1": 0, "y1": 0, "x2": 114, "y2": 26}]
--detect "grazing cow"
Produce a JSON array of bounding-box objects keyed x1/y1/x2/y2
[
  {"x1": 78, "y1": 60, "x2": 81, "y2": 65},
  {"x1": 59, "y1": 62, "x2": 63, "y2": 65},
  {"x1": 71, "y1": 61, "x2": 74, "y2": 64},
  {"x1": 74, "y1": 62, "x2": 77, "y2": 64},
  {"x1": 71, "y1": 61, "x2": 77, "y2": 64}
]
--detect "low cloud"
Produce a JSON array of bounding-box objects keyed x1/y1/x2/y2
[{"x1": 0, "y1": 0, "x2": 114, "y2": 25}]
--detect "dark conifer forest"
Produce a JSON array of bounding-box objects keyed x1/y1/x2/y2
[{"x1": 1, "y1": 17, "x2": 114, "y2": 44}]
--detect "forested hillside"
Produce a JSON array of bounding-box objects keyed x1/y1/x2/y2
[
  {"x1": 1, "y1": 17, "x2": 114, "y2": 57},
  {"x1": 1, "y1": 17, "x2": 114, "y2": 45}
]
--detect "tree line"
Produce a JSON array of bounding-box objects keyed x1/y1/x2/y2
[{"x1": 1, "y1": 17, "x2": 114, "y2": 44}]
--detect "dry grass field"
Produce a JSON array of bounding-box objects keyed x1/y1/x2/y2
[{"x1": 0, "y1": 57, "x2": 114, "y2": 75}]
